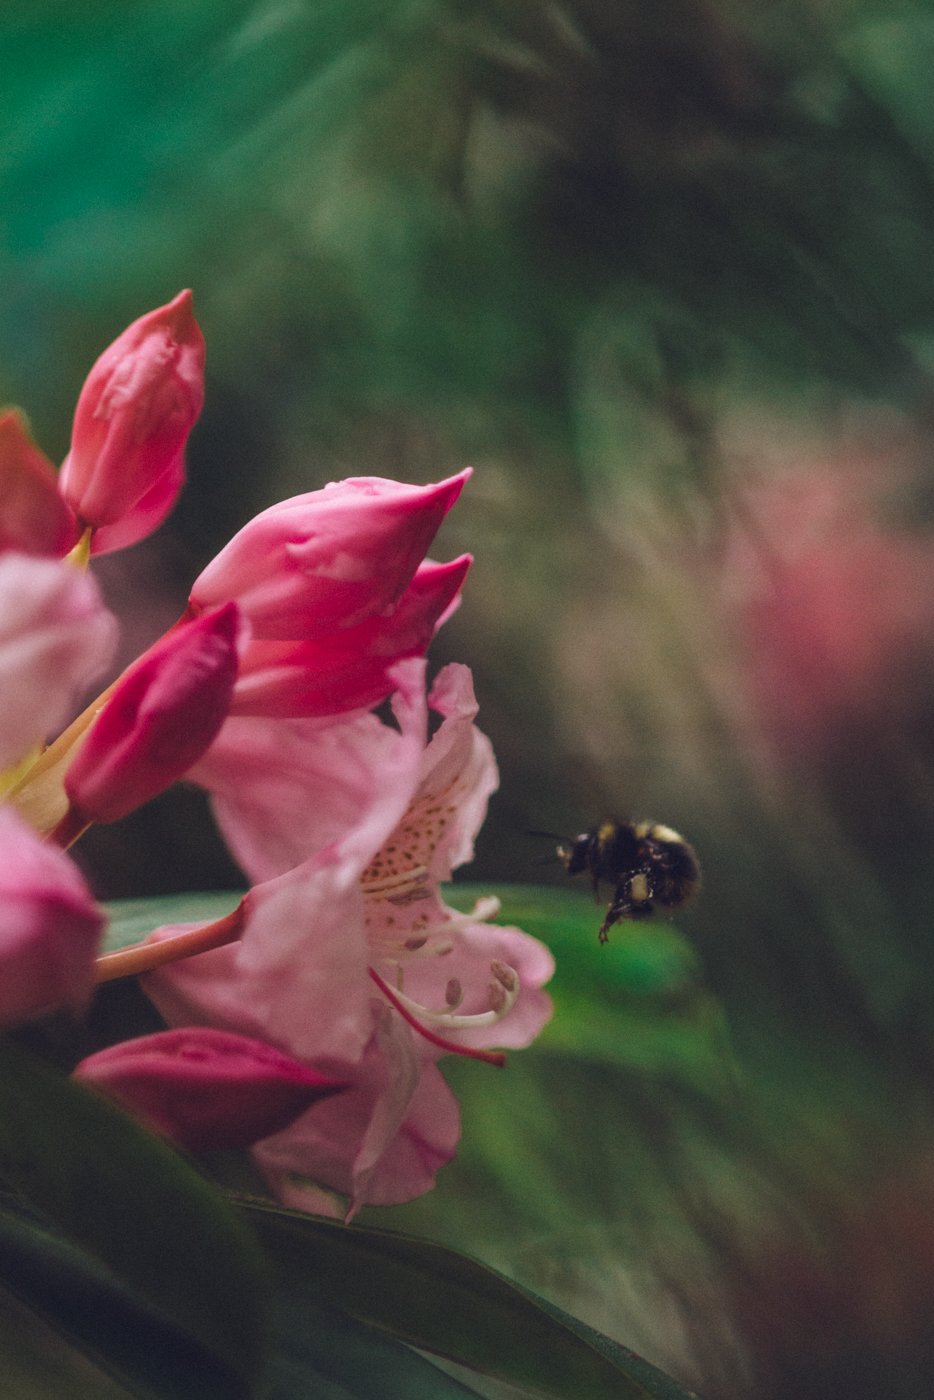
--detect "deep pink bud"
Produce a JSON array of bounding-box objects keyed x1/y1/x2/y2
[
  {"x1": 59, "y1": 291, "x2": 205, "y2": 554},
  {"x1": 74, "y1": 1027, "x2": 347, "y2": 1151},
  {"x1": 188, "y1": 470, "x2": 470, "y2": 641},
  {"x1": 0, "y1": 807, "x2": 103, "y2": 1025},
  {"x1": 0, "y1": 411, "x2": 78, "y2": 557},
  {"x1": 64, "y1": 603, "x2": 240, "y2": 826},
  {"x1": 229, "y1": 553, "x2": 472, "y2": 717}
]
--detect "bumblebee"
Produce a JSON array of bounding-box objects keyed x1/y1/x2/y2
[{"x1": 558, "y1": 818, "x2": 700, "y2": 943}]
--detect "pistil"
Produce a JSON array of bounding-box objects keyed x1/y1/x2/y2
[{"x1": 367, "y1": 966, "x2": 507, "y2": 1067}]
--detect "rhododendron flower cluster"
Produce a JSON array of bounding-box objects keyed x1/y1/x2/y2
[{"x1": 0, "y1": 293, "x2": 553, "y2": 1214}]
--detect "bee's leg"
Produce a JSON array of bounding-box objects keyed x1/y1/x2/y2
[
  {"x1": 600, "y1": 880, "x2": 654, "y2": 940},
  {"x1": 598, "y1": 894, "x2": 626, "y2": 943}
]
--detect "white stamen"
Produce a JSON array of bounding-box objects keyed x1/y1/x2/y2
[
  {"x1": 377, "y1": 959, "x2": 521, "y2": 1031},
  {"x1": 363, "y1": 865, "x2": 431, "y2": 900},
  {"x1": 488, "y1": 961, "x2": 519, "y2": 1013}
]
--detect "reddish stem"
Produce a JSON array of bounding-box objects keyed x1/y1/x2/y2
[
  {"x1": 95, "y1": 903, "x2": 246, "y2": 983},
  {"x1": 367, "y1": 966, "x2": 506, "y2": 1067}
]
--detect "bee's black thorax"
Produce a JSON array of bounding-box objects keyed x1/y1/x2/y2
[{"x1": 558, "y1": 817, "x2": 700, "y2": 943}]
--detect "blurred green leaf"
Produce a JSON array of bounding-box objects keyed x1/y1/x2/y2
[
  {"x1": 0, "y1": 1038, "x2": 268, "y2": 1397},
  {"x1": 0, "y1": 1196, "x2": 483, "y2": 1400},
  {"x1": 269, "y1": 1290, "x2": 486, "y2": 1399},
  {"x1": 0, "y1": 1283, "x2": 131, "y2": 1400},
  {"x1": 238, "y1": 1198, "x2": 698, "y2": 1400},
  {"x1": 102, "y1": 890, "x2": 244, "y2": 952},
  {"x1": 0, "y1": 1204, "x2": 255, "y2": 1400},
  {"x1": 448, "y1": 884, "x2": 735, "y2": 1087}
]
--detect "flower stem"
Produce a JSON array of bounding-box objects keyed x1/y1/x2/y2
[
  {"x1": 95, "y1": 903, "x2": 245, "y2": 983},
  {"x1": 367, "y1": 966, "x2": 506, "y2": 1067},
  {"x1": 66, "y1": 525, "x2": 94, "y2": 569}
]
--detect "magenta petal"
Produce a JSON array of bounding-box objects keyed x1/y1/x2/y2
[
  {"x1": 65, "y1": 603, "x2": 240, "y2": 825},
  {"x1": 74, "y1": 1027, "x2": 347, "y2": 1152},
  {"x1": 0, "y1": 412, "x2": 78, "y2": 557},
  {"x1": 228, "y1": 554, "x2": 472, "y2": 719},
  {"x1": 189, "y1": 471, "x2": 471, "y2": 642},
  {"x1": 86, "y1": 451, "x2": 185, "y2": 556}
]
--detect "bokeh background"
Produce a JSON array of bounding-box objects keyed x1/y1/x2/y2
[{"x1": 8, "y1": 3, "x2": 934, "y2": 1396}]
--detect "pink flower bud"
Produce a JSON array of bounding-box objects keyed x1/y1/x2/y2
[
  {"x1": 188, "y1": 470, "x2": 470, "y2": 642},
  {"x1": 0, "y1": 553, "x2": 117, "y2": 770},
  {"x1": 59, "y1": 291, "x2": 205, "y2": 554},
  {"x1": 0, "y1": 411, "x2": 78, "y2": 557},
  {"x1": 230, "y1": 553, "x2": 472, "y2": 717},
  {"x1": 64, "y1": 603, "x2": 240, "y2": 827},
  {"x1": 74, "y1": 1027, "x2": 347, "y2": 1152},
  {"x1": 0, "y1": 806, "x2": 103, "y2": 1025}
]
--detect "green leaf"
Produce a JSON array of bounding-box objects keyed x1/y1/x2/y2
[
  {"x1": 448, "y1": 884, "x2": 735, "y2": 1087},
  {"x1": 0, "y1": 1203, "x2": 255, "y2": 1400},
  {"x1": 269, "y1": 1292, "x2": 486, "y2": 1400},
  {"x1": 102, "y1": 890, "x2": 245, "y2": 953},
  {"x1": 0, "y1": 1282, "x2": 131, "y2": 1400},
  {"x1": 238, "y1": 1199, "x2": 698, "y2": 1400},
  {"x1": 0, "y1": 1038, "x2": 268, "y2": 1397}
]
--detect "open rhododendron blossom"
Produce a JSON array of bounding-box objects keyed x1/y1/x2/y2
[
  {"x1": 0, "y1": 293, "x2": 553, "y2": 1207},
  {"x1": 144, "y1": 660, "x2": 554, "y2": 1214}
]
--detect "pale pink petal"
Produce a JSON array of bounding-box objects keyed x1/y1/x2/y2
[
  {"x1": 358, "y1": 663, "x2": 498, "y2": 919},
  {"x1": 235, "y1": 863, "x2": 374, "y2": 1063},
  {"x1": 346, "y1": 1009, "x2": 421, "y2": 1209},
  {"x1": 193, "y1": 713, "x2": 398, "y2": 882},
  {"x1": 422, "y1": 663, "x2": 501, "y2": 877},
  {"x1": 146, "y1": 864, "x2": 371, "y2": 1066},
  {"x1": 0, "y1": 806, "x2": 102, "y2": 1024},
  {"x1": 356, "y1": 1059, "x2": 461, "y2": 1207},
  {"x1": 141, "y1": 936, "x2": 267, "y2": 1040},
  {"x1": 192, "y1": 656, "x2": 429, "y2": 884},
  {"x1": 0, "y1": 553, "x2": 117, "y2": 769},
  {"x1": 253, "y1": 1013, "x2": 460, "y2": 1214}
]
